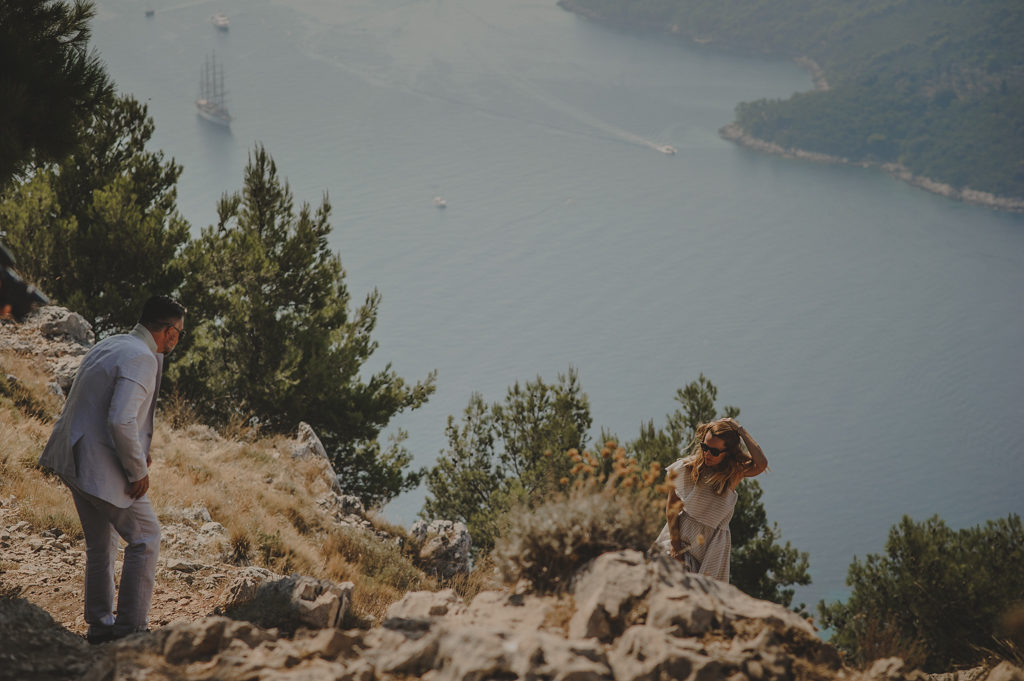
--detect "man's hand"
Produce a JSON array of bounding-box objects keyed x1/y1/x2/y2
[{"x1": 127, "y1": 475, "x2": 150, "y2": 500}]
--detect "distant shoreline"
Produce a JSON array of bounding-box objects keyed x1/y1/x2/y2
[
  {"x1": 557, "y1": 0, "x2": 1024, "y2": 212},
  {"x1": 719, "y1": 124, "x2": 1024, "y2": 212}
]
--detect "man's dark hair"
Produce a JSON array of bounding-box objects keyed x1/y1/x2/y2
[{"x1": 139, "y1": 295, "x2": 186, "y2": 330}]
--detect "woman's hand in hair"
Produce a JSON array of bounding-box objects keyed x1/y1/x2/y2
[{"x1": 718, "y1": 417, "x2": 741, "y2": 431}]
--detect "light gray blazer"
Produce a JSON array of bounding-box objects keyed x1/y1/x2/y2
[{"x1": 39, "y1": 325, "x2": 163, "y2": 508}]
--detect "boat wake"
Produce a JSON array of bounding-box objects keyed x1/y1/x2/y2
[{"x1": 292, "y1": 0, "x2": 675, "y2": 156}]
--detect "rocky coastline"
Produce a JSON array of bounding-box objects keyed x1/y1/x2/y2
[
  {"x1": 556, "y1": 0, "x2": 1024, "y2": 213},
  {"x1": 719, "y1": 124, "x2": 1024, "y2": 212}
]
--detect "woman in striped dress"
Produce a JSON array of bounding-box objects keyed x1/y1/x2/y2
[{"x1": 654, "y1": 418, "x2": 768, "y2": 581}]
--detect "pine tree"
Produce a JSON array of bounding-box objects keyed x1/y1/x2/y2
[
  {"x1": 422, "y1": 368, "x2": 592, "y2": 552},
  {"x1": 0, "y1": 0, "x2": 113, "y2": 185},
  {"x1": 0, "y1": 95, "x2": 189, "y2": 335},
  {"x1": 172, "y1": 145, "x2": 435, "y2": 508},
  {"x1": 819, "y1": 514, "x2": 1024, "y2": 671}
]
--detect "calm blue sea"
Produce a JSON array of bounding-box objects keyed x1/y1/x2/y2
[{"x1": 92, "y1": 0, "x2": 1024, "y2": 611}]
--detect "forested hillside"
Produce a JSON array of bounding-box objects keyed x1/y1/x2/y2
[{"x1": 559, "y1": 0, "x2": 1024, "y2": 201}]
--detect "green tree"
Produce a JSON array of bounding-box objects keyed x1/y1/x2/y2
[
  {"x1": 630, "y1": 373, "x2": 740, "y2": 471},
  {"x1": 819, "y1": 514, "x2": 1024, "y2": 671},
  {"x1": 424, "y1": 370, "x2": 810, "y2": 607},
  {"x1": 172, "y1": 145, "x2": 435, "y2": 508},
  {"x1": 564, "y1": 0, "x2": 1024, "y2": 198},
  {"x1": 628, "y1": 374, "x2": 810, "y2": 609},
  {"x1": 0, "y1": 0, "x2": 113, "y2": 186},
  {"x1": 0, "y1": 95, "x2": 189, "y2": 335},
  {"x1": 422, "y1": 368, "x2": 592, "y2": 552}
]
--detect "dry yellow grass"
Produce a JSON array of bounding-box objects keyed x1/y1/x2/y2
[
  {"x1": 0, "y1": 354, "x2": 81, "y2": 539},
  {"x1": 0, "y1": 347, "x2": 435, "y2": 621}
]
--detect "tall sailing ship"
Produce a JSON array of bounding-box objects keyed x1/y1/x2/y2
[{"x1": 195, "y1": 54, "x2": 232, "y2": 127}]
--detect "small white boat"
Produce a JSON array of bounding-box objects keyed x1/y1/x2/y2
[
  {"x1": 658, "y1": 145, "x2": 676, "y2": 155},
  {"x1": 211, "y1": 12, "x2": 229, "y2": 31},
  {"x1": 433, "y1": 196, "x2": 447, "y2": 209}
]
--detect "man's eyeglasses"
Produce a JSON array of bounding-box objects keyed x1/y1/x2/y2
[
  {"x1": 165, "y1": 323, "x2": 186, "y2": 340},
  {"x1": 700, "y1": 442, "x2": 727, "y2": 456}
]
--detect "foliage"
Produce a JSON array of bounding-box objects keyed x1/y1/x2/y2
[
  {"x1": 425, "y1": 371, "x2": 809, "y2": 608},
  {"x1": 627, "y1": 374, "x2": 809, "y2": 608},
  {"x1": 171, "y1": 145, "x2": 435, "y2": 508},
  {"x1": 0, "y1": 0, "x2": 113, "y2": 185},
  {"x1": 560, "y1": 0, "x2": 1024, "y2": 198},
  {"x1": 323, "y1": 526, "x2": 425, "y2": 593},
  {"x1": 818, "y1": 514, "x2": 1024, "y2": 671},
  {"x1": 493, "y1": 443, "x2": 664, "y2": 592},
  {"x1": 421, "y1": 368, "x2": 592, "y2": 553},
  {"x1": 0, "y1": 95, "x2": 189, "y2": 335},
  {"x1": 729, "y1": 480, "x2": 810, "y2": 610},
  {"x1": 629, "y1": 373, "x2": 739, "y2": 472},
  {"x1": 0, "y1": 368, "x2": 55, "y2": 421}
]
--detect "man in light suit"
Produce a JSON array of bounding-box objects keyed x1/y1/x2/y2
[{"x1": 40, "y1": 295, "x2": 186, "y2": 644}]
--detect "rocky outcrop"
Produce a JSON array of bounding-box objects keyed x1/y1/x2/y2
[
  {"x1": 4, "y1": 547, "x2": 1023, "y2": 681},
  {"x1": 0, "y1": 305, "x2": 94, "y2": 395},
  {"x1": 220, "y1": 571, "x2": 355, "y2": 634},
  {"x1": 293, "y1": 421, "x2": 346, "y2": 496},
  {"x1": 37, "y1": 308, "x2": 94, "y2": 346},
  {"x1": 410, "y1": 519, "x2": 472, "y2": 579}
]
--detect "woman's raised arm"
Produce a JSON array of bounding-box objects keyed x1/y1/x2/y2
[{"x1": 721, "y1": 417, "x2": 768, "y2": 480}]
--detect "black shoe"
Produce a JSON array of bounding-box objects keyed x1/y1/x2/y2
[
  {"x1": 86, "y1": 623, "x2": 149, "y2": 644},
  {"x1": 111, "y1": 623, "x2": 150, "y2": 640},
  {"x1": 86, "y1": 626, "x2": 117, "y2": 645}
]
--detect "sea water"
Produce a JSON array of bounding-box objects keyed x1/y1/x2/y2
[{"x1": 91, "y1": 0, "x2": 1024, "y2": 610}]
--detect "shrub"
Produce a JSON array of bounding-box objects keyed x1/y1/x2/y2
[
  {"x1": 819, "y1": 514, "x2": 1024, "y2": 671},
  {"x1": 493, "y1": 443, "x2": 664, "y2": 592},
  {"x1": 323, "y1": 527, "x2": 425, "y2": 593}
]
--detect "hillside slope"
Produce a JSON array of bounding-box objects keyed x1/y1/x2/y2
[{"x1": 2, "y1": 309, "x2": 1022, "y2": 680}]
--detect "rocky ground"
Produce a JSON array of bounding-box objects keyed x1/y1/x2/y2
[
  {"x1": 0, "y1": 496, "x2": 251, "y2": 636},
  {"x1": 5, "y1": 540, "x2": 1022, "y2": 681},
  {"x1": 0, "y1": 497, "x2": 246, "y2": 679},
  {"x1": 2, "y1": 309, "x2": 1022, "y2": 681}
]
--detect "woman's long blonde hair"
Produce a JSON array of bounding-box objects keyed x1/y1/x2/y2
[{"x1": 686, "y1": 419, "x2": 752, "y2": 495}]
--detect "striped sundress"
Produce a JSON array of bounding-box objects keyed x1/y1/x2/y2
[{"x1": 653, "y1": 457, "x2": 737, "y2": 582}]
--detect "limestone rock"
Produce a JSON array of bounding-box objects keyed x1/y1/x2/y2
[
  {"x1": 321, "y1": 493, "x2": 366, "y2": 518},
  {"x1": 200, "y1": 521, "x2": 226, "y2": 536},
  {"x1": 221, "y1": 566, "x2": 280, "y2": 608},
  {"x1": 38, "y1": 308, "x2": 94, "y2": 345},
  {"x1": 569, "y1": 548, "x2": 651, "y2": 641},
  {"x1": 368, "y1": 622, "x2": 612, "y2": 681},
  {"x1": 987, "y1": 662, "x2": 1024, "y2": 681},
  {"x1": 292, "y1": 421, "x2": 329, "y2": 460},
  {"x1": 222, "y1": 573, "x2": 353, "y2": 633},
  {"x1": 929, "y1": 667, "x2": 989, "y2": 681},
  {"x1": 410, "y1": 518, "x2": 471, "y2": 579},
  {"x1": 385, "y1": 588, "x2": 466, "y2": 620},
  {"x1": 570, "y1": 551, "x2": 815, "y2": 639},
  {"x1": 50, "y1": 352, "x2": 85, "y2": 392},
  {"x1": 863, "y1": 657, "x2": 930, "y2": 681},
  {"x1": 292, "y1": 421, "x2": 344, "y2": 495},
  {"x1": 608, "y1": 625, "x2": 721, "y2": 681},
  {"x1": 167, "y1": 559, "x2": 208, "y2": 573},
  {"x1": 160, "y1": 616, "x2": 273, "y2": 664},
  {"x1": 187, "y1": 504, "x2": 213, "y2": 524}
]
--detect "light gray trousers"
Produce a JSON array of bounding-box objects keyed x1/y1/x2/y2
[{"x1": 70, "y1": 486, "x2": 161, "y2": 629}]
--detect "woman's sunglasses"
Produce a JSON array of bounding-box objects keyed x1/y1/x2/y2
[{"x1": 700, "y1": 442, "x2": 727, "y2": 456}]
